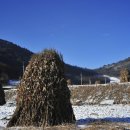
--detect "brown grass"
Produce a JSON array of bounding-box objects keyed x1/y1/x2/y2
[
  {"x1": 84, "y1": 122, "x2": 130, "y2": 130},
  {"x1": 4, "y1": 125, "x2": 76, "y2": 130},
  {"x1": 4, "y1": 123, "x2": 130, "y2": 130},
  {"x1": 4, "y1": 89, "x2": 17, "y2": 101},
  {"x1": 70, "y1": 83, "x2": 130, "y2": 105},
  {"x1": 4, "y1": 83, "x2": 130, "y2": 105}
]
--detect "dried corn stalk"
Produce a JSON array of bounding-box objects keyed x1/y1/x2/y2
[
  {"x1": 120, "y1": 68, "x2": 129, "y2": 82},
  {"x1": 7, "y1": 49, "x2": 75, "y2": 127}
]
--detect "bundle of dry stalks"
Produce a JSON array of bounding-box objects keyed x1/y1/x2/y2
[
  {"x1": 120, "y1": 68, "x2": 130, "y2": 82},
  {"x1": 7, "y1": 49, "x2": 75, "y2": 127}
]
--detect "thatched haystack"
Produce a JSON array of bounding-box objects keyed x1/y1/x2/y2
[
  {"x1": 0, "y1": 83, "x2": 6, "y2": 105},
  {"x1": 7, "y1": 49, "x2": 75, "y2": 127},
  {"x1": 120, "y1": 68, "x2": 130, "y2": 82}
]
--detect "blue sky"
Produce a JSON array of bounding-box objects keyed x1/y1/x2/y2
[{"x1": 0, "y1": 0, "x2": 130, "y2": 69}]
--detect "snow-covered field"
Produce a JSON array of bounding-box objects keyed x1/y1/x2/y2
[
  {"x1": 73, "y1": 105, "x2": 130, "y2": 126},
  {"x1": 1, "y1": 86, "x2": 130, "y2": 129},
  {"x1": 0, "y1": 99, "x2": 130, "y2": 128},
  {"x1": 0, "y1": 101, "x2": 16, "y2": 127}
]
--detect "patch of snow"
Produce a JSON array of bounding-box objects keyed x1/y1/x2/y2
[
  {"x1": 110, "y1": 77, "x2": 120, "y2": 83},
  {"x1": 0, "y1": 101, "x2": 16, "y2": 127},
  {"x1": 103, "y1": 75, "x2": 120, "y2": 83},
  {"x1": 1, "y1": 99, "x2": 130, "y2": 128},
  {"x1": 3, "y1": 85, "x2": 17, "y2": 89},
  {"x1": 73, "y1": 104, "x2": 130, "y2": 120},
  {"x1": 8, "y1": 80, "x2": 20, "y2": 86},
  {"x1": 100, "y1": 99, "x2": 114, "y2": 105},
  {"x1": 85, "y1": 99, "x2": 94, "y2": 104},
  {"x1": 73, "y1": 104, "x2": 130, "y2": 127}
]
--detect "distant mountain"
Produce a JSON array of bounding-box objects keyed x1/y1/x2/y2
[
  {"x1": 0, "y1": 39, "x2": 33, "y2": 79},
  {"x1": 0, "y1": 39, "x2": 98, "y2": 84},
  {"x1": 95, "y1": 57, "x2": 130, "y2": 77}
]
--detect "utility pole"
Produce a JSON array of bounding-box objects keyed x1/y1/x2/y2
[
  {"x1": 105, "y1": 76, "x2": 107, "y2": 84},
  {"x1": 89, "y1": 78, "x2": 91, "y2": 85},
  {"x1": 23, "y1": 61, "x2": 25, "y2": 75},
  {"x1": 80, "y1": 73, "x2": 83, "y2": 85}
]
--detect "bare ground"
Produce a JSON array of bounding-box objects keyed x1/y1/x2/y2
[{"x1": 3, "y1": 123, "x2": 130, "y2": 130}]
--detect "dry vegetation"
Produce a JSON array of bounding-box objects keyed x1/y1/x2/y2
[
  {"x1": 7, "y1": 49, "x2": 75, "y2": 127},
  {"x1": 3, "y1": 83, "x2": 130, "y2": 129},
  {"x1": 120, "y1": 68, "x2": 130, "y2": 82},
  {"x1": 5, "y1": 89, "x2": 17, "y2": 101},
  {"x1": 4, "y1": 125, "x2": 76, "y2": 130},
  {"x1": 4, "y1": 83, "x2": 130, "y2": 106},
  {"x1": 70, "y1": 83, "x2": 130, "y2": 105},
  {"x1": 4, "y1": 123, "x2": 130, "y2": 130},
  {"x1": 84, "y1": 122, "x2": 130, "y2": 130}
]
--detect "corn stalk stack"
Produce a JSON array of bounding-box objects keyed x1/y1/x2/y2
[{"x1": 7, "y1": 49, "x2": 75, "y2": 127}]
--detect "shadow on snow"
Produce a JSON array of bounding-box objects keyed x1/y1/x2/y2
[{"x1": 77, "y1": 117, "x2": 130, "y2": 125}]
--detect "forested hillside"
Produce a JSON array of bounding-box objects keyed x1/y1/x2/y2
[
  {"x1": 0, "y1": 39, "x2": 33, "y2": 80},
  {"x1": 95, "y1": 57, "x2": 130, "y2": 77},
  {"x1": 65, "y1": 64, "x2": 98, "y2": 84},
  {"x1": 0, "y1": 39, "x2": 97, "y2": 84}
]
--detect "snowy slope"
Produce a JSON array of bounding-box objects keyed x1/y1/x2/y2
[{"x1": 103, "y1": 75, "x2": 120, "y2": 83}]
